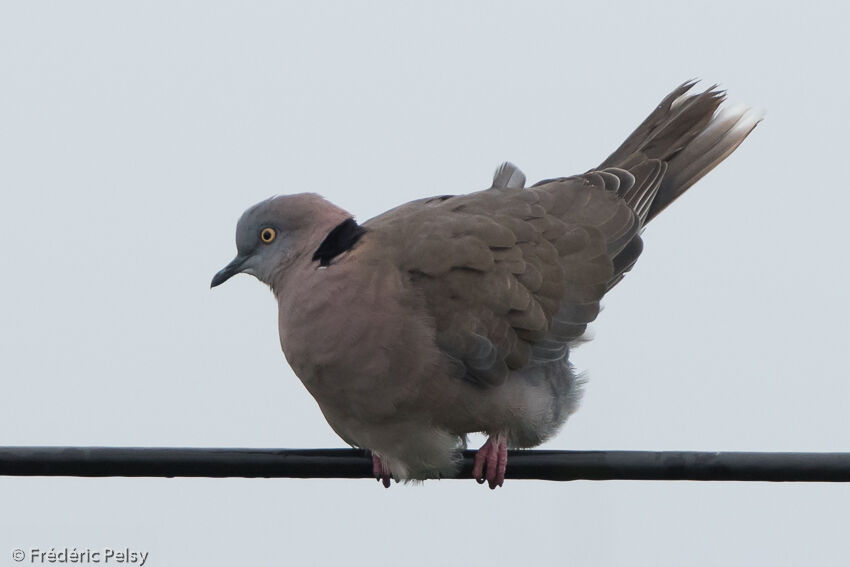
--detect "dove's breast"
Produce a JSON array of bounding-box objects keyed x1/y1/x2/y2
[{"x1": 275, "y1": 251, "x2": 443, "y2": 420}]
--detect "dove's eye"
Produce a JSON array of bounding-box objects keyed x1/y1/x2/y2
[{"x1": 260, "y1": 227, "x2": 277, "y2": 244}]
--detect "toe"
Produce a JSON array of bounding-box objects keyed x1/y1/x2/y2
[
  {"x1": 486, "y1": 442, "x2": 499, "y2": 489},
  {"x1": 372, "y1": 454, "x2": 393, "y2": 488},
  {"x1": 496, "y1": 440, "x2": 508, "y2": 488},
  {"x1": 472, "y1": 442, "x2": 490, "y2": 483},
  {"x1": 372, "y1": 455, "x2": 383, "y2": 481}
]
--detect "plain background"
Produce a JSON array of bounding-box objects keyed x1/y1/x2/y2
[{"x1": 2, "y1": 2, "x2": 849, "y2": 566}]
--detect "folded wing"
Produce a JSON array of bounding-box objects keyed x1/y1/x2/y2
[{"x1": 364, "y1": 165, "x2": 654, "y2": 386}]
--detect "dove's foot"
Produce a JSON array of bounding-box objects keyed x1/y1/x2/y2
[
  {"x1": 372, "y1": 454, "x2": 392, "y2": 488},
  {"x1": 472, "y1": 433, "x2": 508, "y2": 489}
]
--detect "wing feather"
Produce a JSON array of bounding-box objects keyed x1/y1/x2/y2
[{"x1": 364, "y1": 177, "x2": 642, "y2": 386}]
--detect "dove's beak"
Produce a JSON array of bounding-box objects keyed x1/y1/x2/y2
[{"x1": 210, "y1": 255, "x2": 249, "y2": 288}]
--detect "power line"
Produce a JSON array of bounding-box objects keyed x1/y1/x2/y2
[{"x1": 2, "y1": 447, "x2": 850, "y2": 482}]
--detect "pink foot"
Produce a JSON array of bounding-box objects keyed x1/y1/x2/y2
[
  {"x1": 472, "y1": 434, "x2": 508, "y2": 489},
  {"x1": 372, "y1": 454, "x2": 392, "y2": 488}
]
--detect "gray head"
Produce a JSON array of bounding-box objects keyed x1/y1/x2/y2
[{"x1": 211, "y1": 193, "x2": 352, "y2": 288}]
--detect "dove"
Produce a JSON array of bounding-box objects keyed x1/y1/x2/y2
[{"x1": 211, "y1": 81, "x2": 761, "y2": 489}]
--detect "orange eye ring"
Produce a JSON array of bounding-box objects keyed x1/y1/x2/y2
[{"x1": 260, "y1": 227, "x2": 277, "y2": 244}]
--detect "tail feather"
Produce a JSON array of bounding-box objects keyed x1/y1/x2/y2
[
  {"x1": 653, "y1": 103, "x2": 763, "y2": 220},
  {"x1": 621, "y1": 160, "x2": 666, "y2": 224},
  {"x1": 599, "y1": 81, "x2": 762, "y2": 223}
]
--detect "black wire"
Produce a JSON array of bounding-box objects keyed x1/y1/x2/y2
[{"x1": 2, "y1": 447, "x2": 850, "y2": 482}]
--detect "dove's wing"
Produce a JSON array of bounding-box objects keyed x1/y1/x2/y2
[
  {"x1": 364, "y1": 163, "x2": 659, "y2": 387},
  {"x1": 363, "y1": 82, "x2": 762, "y2": 390}
]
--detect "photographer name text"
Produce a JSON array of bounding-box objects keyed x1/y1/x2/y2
[{"x1": 12, "y1": 548, "x2": 148, "y2": 565}]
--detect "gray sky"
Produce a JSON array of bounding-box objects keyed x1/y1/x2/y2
[{"x1": 2, "y1": 1, "x2": 849, "y2": 565}]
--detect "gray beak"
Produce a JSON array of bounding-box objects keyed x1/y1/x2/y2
[{"x1": 211, "y1": 255, "x2": 248, "y2": 288}]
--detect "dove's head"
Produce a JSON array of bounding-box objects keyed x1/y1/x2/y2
[{"x1": 211, "y1": 193, "x2": 352, "y2": 288}]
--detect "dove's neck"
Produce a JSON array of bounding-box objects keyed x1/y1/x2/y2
[{"x1": 266, "y1": 200, "x2": 354, "y2": 291}]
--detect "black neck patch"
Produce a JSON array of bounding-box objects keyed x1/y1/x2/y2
[{"x1": 312, "y1": 218, "x2": 367, "y2": 267}]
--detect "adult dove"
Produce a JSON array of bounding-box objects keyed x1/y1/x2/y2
[{"x1": 211, "y1": 81, "x2": 761, "y2": 488}]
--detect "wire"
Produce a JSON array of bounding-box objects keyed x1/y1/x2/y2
[{"x1": 2, "y1": 447, "x2": 850, "y2": 482}]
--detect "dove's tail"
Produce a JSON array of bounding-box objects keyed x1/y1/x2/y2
[{"x1": 598, "y1": 80, "x2": 762, "y2": 223}]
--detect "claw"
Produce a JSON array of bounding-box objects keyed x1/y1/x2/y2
[
  {"x1": 472, "y1": 434, "x2": 508, "y2": 489},
  {"x1": 372, "y1": 454, "x2": 392, "y2": 489}
]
